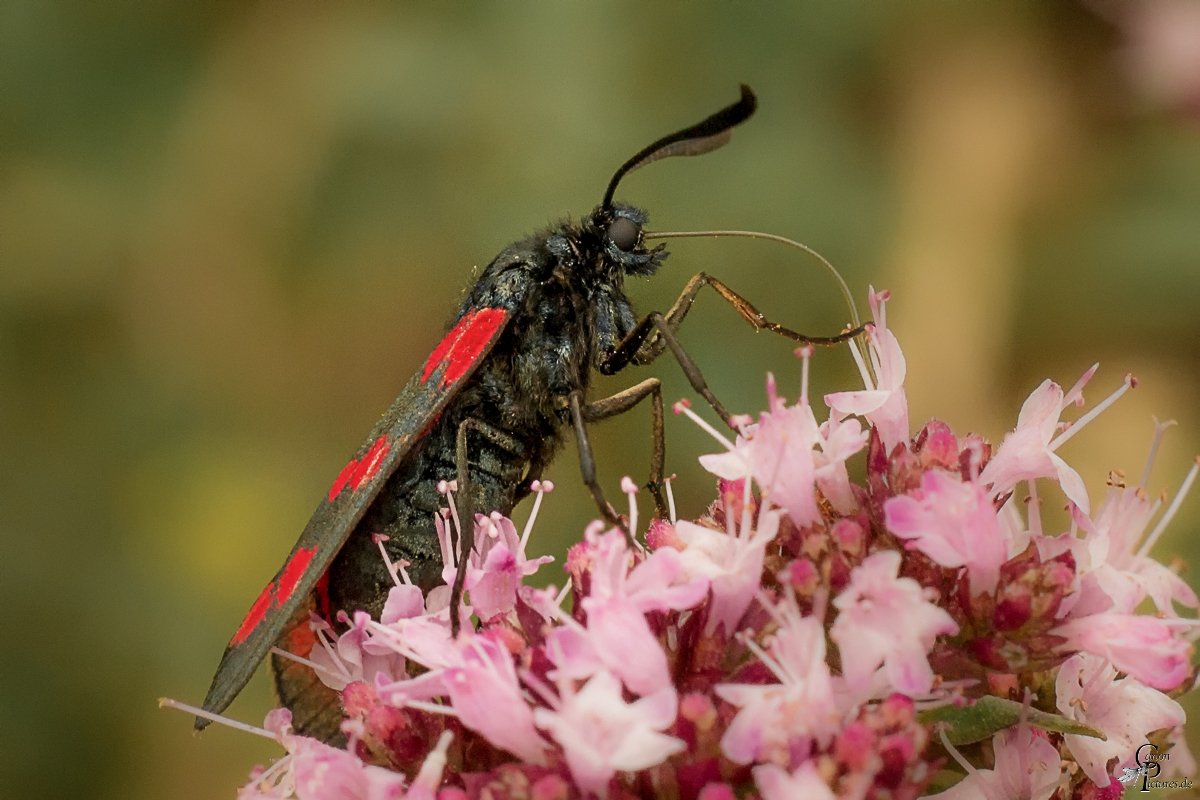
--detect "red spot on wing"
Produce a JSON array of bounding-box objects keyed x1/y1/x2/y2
[
  {"x1": 315, "y1": 570, "x2": 332, "y2": 620},
  {"x1": 232, "y1": 581, "x2": 275, "y2": 646},
  {"x1": 353, "y1": 437, "x2": 389, "y2": 489},
  {"x1": 230, "y1": 545, "x2": 322, "y2": 647},
  {"x1": 423, "y1": 311, "x2": 474, "y2": 383},
  {"x1": 277, "y1": 545, "x2": 317, "y2": 605},
  {"x1": 328, "y1": 435, "x2": 391, "y2": 502},
  {"x1": 421, "y1": 307, "x2": 508, "y2": 387},
  {"x1": 328, "y1": 461, "x2": 356, "y2": 502}
]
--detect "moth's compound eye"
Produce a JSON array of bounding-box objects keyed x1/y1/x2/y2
[{"x1": 607, "y1": 216, "x2": 641, "y2": 252}]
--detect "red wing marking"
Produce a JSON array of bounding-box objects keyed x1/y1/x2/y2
[
  {"x1": 328, "y1": 435, "x2": 391, "y2": 502},
  {"x1": 422, "y1": 312, "x2": 473, "y2": 383},
  {"x1": 233, "y1": 581, "x2": 276, "y2": 645},
  {"x1": 231, "y1": 545, "x2": 319, "y2": 647},
  {"x1": 286, "y1": 624, "x2": 317, "y2": 658},
  {"x1": 277, "y1": 545, "x2": 317, "y2": 605},
  {"x1": 422, "y1": 307, "x2": 508, "y2": 387},
  {"x1": 315, "y1": 571, "x2": 332, "y2": 620}
]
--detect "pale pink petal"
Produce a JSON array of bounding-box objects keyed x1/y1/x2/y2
[
  {"x1": 1054, "y1": 612, "x2": 1192, "y2": 691},
  {"x1": 699, "y1": 449, "x2": 750, "y2": 480},
  {"x1": 584, "y1": 600, "x2": 671, "y2": 696},
  {"x1": 924, "y1": 727, "x2": 1061, "y2": 800},
  {"x1": 1015, "y1": 379, "x2": 1064, "y2": 438},
  {"x1": 831, "y1": 551, "x2": 958, "y2": 696},
  {"x1": 716, "y1": 596, "x2": 838, "y2": 764},
  {"x1": 445, "y1": 660, "x2": 547, "y2": 764},
  {"x1": 380, "y1": 584, "x2": 425, "y2": 625},
  {"x1": 470, "y1": 541, "x2": 520, "y2": 620},
  {"x1": 544, "y1": 625, "x2": 603, "y2": 680},
  {"x1": 533, "y1": 671, "x2": 684, "y2": 797},
  {"x1": 753, "y1": 761, "x2": 836, "y2": 800},
  {"x1": 751, "y1": 404, "x2": 820, "y2": 526},
  {"x1": 884, "y1": 470, "x2": 1008, "y2": 594},
  {"x1": 1050, "y1": 453, "x2": 1091, "y2": 515},
  {"x1": 1056, "y1": 652, "x2": 1185, "y2": 787},
  {"x1": 624, "y1": 546, "x2": 708, "y2": 611},
  {"x1": 825, "y1": 388, "x2": 892, "y2": 417}
]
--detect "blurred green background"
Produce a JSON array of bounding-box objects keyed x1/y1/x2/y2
[{"x1": 3, "y1": 2, "x2": 1200, "y2": 798}]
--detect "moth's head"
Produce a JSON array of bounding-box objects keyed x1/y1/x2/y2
[
  {"x1": 579, "y1": 84, "x2": 756, "y2": 281},
  {"x1": 582, "y1": 202, "x2": 664, "y2": 278}
]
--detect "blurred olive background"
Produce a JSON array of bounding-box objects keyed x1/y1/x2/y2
[{"x1": 3, "y1": 2, "x2": 1200, "y2": 798}]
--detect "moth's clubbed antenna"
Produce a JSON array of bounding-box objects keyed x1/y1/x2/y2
[{"x1": 602, "y1": 84, "x2": 757, "y2": 210}]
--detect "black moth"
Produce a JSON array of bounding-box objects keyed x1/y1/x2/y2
[{"x1": 197, "y1": 85, "x2": 861, "y2": 742}]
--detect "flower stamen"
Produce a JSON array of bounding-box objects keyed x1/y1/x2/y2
[{"x1": 1137, "y1": 456, "x2": 1200, "y2": 559}]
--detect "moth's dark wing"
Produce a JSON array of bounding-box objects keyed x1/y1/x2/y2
[{"x1": 196, "y1": 305, "x2": 515, "y2": 729}]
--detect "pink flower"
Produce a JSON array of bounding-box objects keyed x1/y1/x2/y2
[
  {"x1": 884, "y1": 470, "x2": 1009, "y2": 594},
  {"x1": 1056, "y1": 652, "x2": 1186, "y2": 787},
  {"x1": 715, "y1": 591, "x2": 839, "y2": 765},
  {"x1": 830, "y1": 551, "x2": 958, "y2": 696},
  {"x1": 291, "y1": 738, "x2": 406, "y2": 800},
  {"x1": 240, "y1": 709, "x2": 453, "y2": 800},
  {"x1": 309, "y1": 613, "x2": 407, "y2": 692},
  {"x1": 437, "y1": 510, "x2": 553, "y2": 621},
  {"x1": 980, "y1": 367, "x2": 1131, "y2": 515},
  {"x1": 752, "y1": 760, "x2": 835, "y2": 800},
  {"x1": 825, "y1": 288, "x2": 909, "y2": 453},
  {"x1": 532, "y1": 670, "x2": 684, "y2": 798},
  {"x1": 926, "y1": 725, "x2": 1062, "y2": 800},
  {"x1": 814, "y1": 414, "x2": 868, "y2": 514},
  {"x1": 1053, "y1": 612, "x2": 1192, "y2": 691},
  {"x1": 699, "y1": 374, "x2": 821, "y2": 527},
  {"x1": 371, "y1": 622, "x2": 548, "y2": 764},
  {"x1": 380, "y1": 584, "x2": 426, "y2": 625},
  {"x1": 575, "y1": 529, "x2": 708, "y2": 696},
  {"x1": 676, "y1": 505, "x2": 779, "y2": 637},
  {"x1": 1069, "y1": 454, "x2": 1200, "y2": 618}
]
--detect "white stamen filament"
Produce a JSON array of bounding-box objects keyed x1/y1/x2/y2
[
  {"x1": 439, "y1": 481, "x2": 466, "y2": 561},
  {"x1": 739, "y1": 632, "x2": 795, "y2": 686},
  {"x1": 756, "y1": 589, "x2": 789, "y2": 629},
  {"x1": 405, "y1": 700, "x2": 458, "y2": 717},
  {"x1": 1026, "y1": 481, "x2": 1042, "y2": 539},
  {"x1": 1137, "y1": 458, "x2": 1200, "y2": 559},
  {"x1": 1061, "y1": 363, "x2": 1099, "y2": 408},
  {"x1": 519, "y1": 667, "x2": 562, "y2": 711},
  {"x1": 798, "y1": 346, "x2": 812, "y2": 406},
  {"x1": 939, "y1": 728, "x2": 979, "y2": 777},
  {"x1": 1140, "y1": 418, "x2": 1178, "y2": 491},
  {"x1": 676, "y1": 401, "x2": 741, "y2": 456},
  {"x1": 374, "y1": 535, "x2": 401, "y2": 587},
  {"x1": 520, "y1": 480, "x2": 552, "y2": 552},
  {"x1": 158, "y1": 698, "x2": 275, "y2": 739},
  {"x1": 249, "y1": 753, "x2": 294, "y2": 790},
  {"x1": 622, "y1": 477, "x2": 639, "y2": 541},
  {"x1": 742, "y1": 471, "x2": 755, "y2": 542},
  {"x1": 1050, "y1": 375, "x2": 1133, "y2": 451},
  {"x1": 665, "y1": 475, "x2": 677, "y2": 523},
  {"x1": 314, "y1": 626, "x2": 353, "y2": 681},
  {"x1": 554, "y1": 579, "x2": 572, "y2": 607},
  {"x1": 848, "y1": 329, "x2": 875, "y2": 391},
  {"x1": 270, "y1": 646, "x2": 348, "y2": 682},
  {"x1": 364, "y1": 621, "x2": 428, "y2": 664},
  {"x1": 414, "y1": 731, "x2": 455, "y2": 790}
]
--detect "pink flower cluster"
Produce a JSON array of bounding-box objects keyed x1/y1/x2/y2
[{"x1": 231, "y1": 289, "x2": 1199, "y2": 800}]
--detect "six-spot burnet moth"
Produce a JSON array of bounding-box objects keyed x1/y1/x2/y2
[{"x1": 196, "y1": 85, "x2": 865, "y2": 741}]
